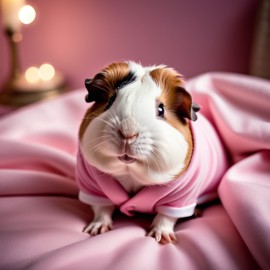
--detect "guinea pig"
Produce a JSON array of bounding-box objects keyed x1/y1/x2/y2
[{"x1": 76, "y1": 61, "x2": 228, "y2": 244}]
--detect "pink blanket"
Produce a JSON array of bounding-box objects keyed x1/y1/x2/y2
[{"x1": 0, "y1": 72, "x2": 269, "y2": 270}]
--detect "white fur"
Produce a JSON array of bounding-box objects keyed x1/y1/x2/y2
[
  {"x1": 81, "y1": 62, "x2": 189, "y2": 192},
  {"x1": 148, "y1": 213, "x2": 178, "y2": 243}
]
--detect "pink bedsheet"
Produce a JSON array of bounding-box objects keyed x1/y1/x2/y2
[{"x1": 0, "y1": 72, "x2": 269, "y2": 270}]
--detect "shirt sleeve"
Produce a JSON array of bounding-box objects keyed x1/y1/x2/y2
[
  {"x1": 153, "y1": 177, "x2": 201, "y2": 218},
  {"x1": 155, "y1": 203, "x2": 196, "y2": 218},
  {"x1": 76, "y1": 150, "x2": 113, "y2": 207}
]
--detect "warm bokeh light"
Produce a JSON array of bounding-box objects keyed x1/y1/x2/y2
[
  {"x1": 18, "y1": 5, "x2": 36, "y2": 25},
  {"x1": 25, "y1": 64, "x2": 56, "y2": 84},
  {"x1": 25, "y1": 66, "x2": 39, "y2": 83},
  {"x1": 12, "y1": 32, "x2": 23, "y2": 42},
  {"x1": 39, "y1": 64, "x2": 55, "y2": 81}
]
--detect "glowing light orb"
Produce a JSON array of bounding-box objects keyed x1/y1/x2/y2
[
  {"x1": 25, "y1": 66, "x2": 39, "y2": 83},
  {"x1": 19, "y1": 5, "x2": 36, "y2": 25},
  {"x1": 39, "y1": 64, "x2": 55, "y2": 81}
]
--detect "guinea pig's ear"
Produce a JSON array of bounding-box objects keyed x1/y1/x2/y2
[
  {"x1": 84, "y1": 74, "x2": 108, "y2": 103},
  {"x1": 84, "y1": 62, "x2": 133, "y2": 104},
  {"x1": 176, "y1": 87, "x2": 200, "y2": 121},
  {"x1": 85, "y1": 78, "x2": 93, "y2": 102},
  {"x1": 191, "y1": 102, "x2": 201, "y2": 121}
]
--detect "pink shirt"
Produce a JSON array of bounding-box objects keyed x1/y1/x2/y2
[{"x1": 76, "y1": 113, "x2": 228, "y2": 218}]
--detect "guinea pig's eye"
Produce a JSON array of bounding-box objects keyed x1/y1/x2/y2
[{"x1": 157, "y1": 103, "x2": 165, "y2": 118}]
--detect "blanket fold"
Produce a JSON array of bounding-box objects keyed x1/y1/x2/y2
[
  {"x1": 187, "y1": 73, "x2": 270, "y2": 269},
  {"x1": 0, "y1": 72, "x2": 269, "y2": 270}
]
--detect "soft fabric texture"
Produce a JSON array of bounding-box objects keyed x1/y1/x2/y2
[
  {"x1": 76, "y1": 112, "x2": 228, "y2": 218},
  {"x1": 0, "y1": 72, "x2": 269, "y2": 270}
]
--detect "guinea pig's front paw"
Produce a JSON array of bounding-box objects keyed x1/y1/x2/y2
[
  {"x1": 83, "y1": 205, "x2": 114, "y2": 236},
  {"x1": 83, "y1": 219, "x2": 113, "y2": 236},
  {"x1": 147, "y1": 213, "x2": 178, "y2": 244},
  {"x1": 147, "y1": 228, "x2": 177, "y2": 244}
]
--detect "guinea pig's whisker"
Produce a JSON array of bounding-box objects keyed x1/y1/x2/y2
[
  {"x1": 85, "y1": 135, "x2": 108, "y2": 149},
  {"x1": 96, "y1": 118, "x2": 116, "y2": 129},
  {"x1": 89, "y1": 140, "x2": 109, "y2": 150},
  {"x1": 150, "y1": 146, "x2": 164, "y2": 172},
  {"x1": 150, "y1": 154, "x2": 162, "y2": 172},
  {"x1": 95, "y1": 151, "x2": 107, "y2": 164},
  {"x1": 107, "y1": 111, "x2": 120, "y2": 125},
  {"x1": 86, "y1": 135, "x2": 110, "y2": 146},
  {"x1": 152, "y1": 144, "x2": 166, "y2": 160},
  {"x1": 145, "y1": 158, "x2": 152, "y2": 177},
  {"x1": 91, "y1": 143, "x2": 109, "y2": 158}
]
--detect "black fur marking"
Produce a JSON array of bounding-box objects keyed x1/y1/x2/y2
[
  {"x1": 105, "y1": 93, "x2": 117, "y2": 110},
  {"x1": 115, "y1": 71, "x2": 136, "y2": 90},
  {"x1": 84, "y1": 71, "x2": 136, "y2": 106},
  {"x1": 104, "y1": 71, "x2": 136, "y2": 110}
]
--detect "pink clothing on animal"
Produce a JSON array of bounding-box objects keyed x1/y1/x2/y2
[{"x1": 76, "y1": 113, "x2": 228, "y2": 218}]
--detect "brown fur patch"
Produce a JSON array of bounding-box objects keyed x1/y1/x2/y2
[
  {"x1": 94, "y1": 62, "x2": 130, "y2": 95},
  {"x1": 79, "y1": 62, "x2": 131, "y2": 140},
  {"x1": 166, "y1": 112, "x2": 193, "y2": 175},
  {"x1": 150, "y1": 67, "x2": 193, "y2": 173},
  {"x1": 79, "y1": 102, "x2": 107, "y2": 141}
]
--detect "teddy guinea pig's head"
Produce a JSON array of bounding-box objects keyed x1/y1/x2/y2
[{"x1": 79, "y1": 61, "x2": 200, "y2": 186}]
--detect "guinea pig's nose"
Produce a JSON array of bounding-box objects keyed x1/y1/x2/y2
[
  {"x1": 119, "y1": 118, "x2": 138, "y2": 144},
  {"x1": 118, "y1": 130, "x2": 138, "y2": 144}
]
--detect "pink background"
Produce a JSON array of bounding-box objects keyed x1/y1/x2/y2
[{"x1": 0, "y1": 0, "x2": 258, "y2": 90}]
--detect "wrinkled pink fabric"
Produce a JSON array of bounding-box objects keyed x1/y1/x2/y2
[
  {"x1": 76, "y1": 112, "x2": 228, "y2": 218},
  {"x1": 0, "y1": 72, "x2": 269, "y2": 270}
]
